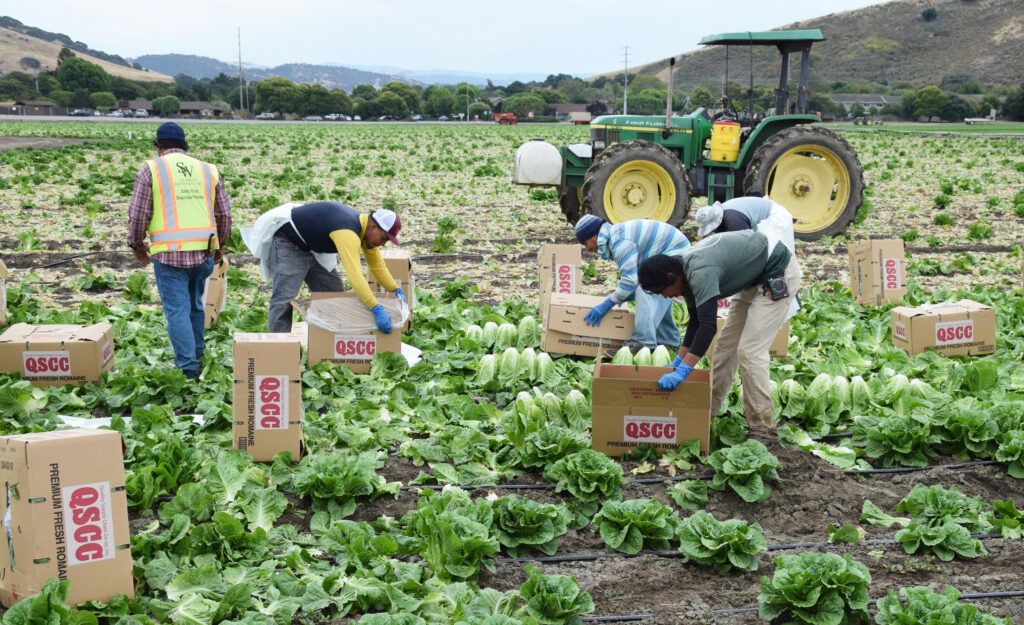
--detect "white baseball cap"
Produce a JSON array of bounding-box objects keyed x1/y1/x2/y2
[{"x1": 371, "y1": 209, "x2": 402, "y2": 244}]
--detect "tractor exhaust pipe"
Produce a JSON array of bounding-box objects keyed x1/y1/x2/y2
[{"x1": 663, "y1": 57, "x2": 675, "y2": 139}]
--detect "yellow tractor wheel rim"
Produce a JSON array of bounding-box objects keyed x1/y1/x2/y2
[
  {"x1": 602, "y1": 160, "x2": 676, "y2": 222},
  {"x1": 765, "y1": 145, "x2": 851, "y2": 234}
]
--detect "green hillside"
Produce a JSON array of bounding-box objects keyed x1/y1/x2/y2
[{"x1": 609, "y1": 0, "x2": 1023, "y2": 91}]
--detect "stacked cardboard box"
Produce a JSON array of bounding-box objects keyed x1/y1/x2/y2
[
  {"x1": 591, "y1": 362, "x2": 711, "y2": 456},
  {"x1": 367, "y1": 249, "x2": 414, "y2": 329},
  {"x1": 849, "y1": 239, "x2": 906, "y2": 305},
  {"x1": 0, "y1": 428, "x2": 133, "y2": 607},
  {"x1": 0, "y1": 323, "x2": 115, "y2": 386},
  {"x1": 202, "y1": 258, "x2": 228, "y2": 328},
  {"x1": 0, "y1": 259, "x2": 8, "y2": 327},
  {"x1": 298, "y1": 292, "x2": 403, "y2": 374},
  {"x1": 538, "y1": 244, "x2": 582, "y2": 321},
  {"x1": 232, "y1": 333, "x2": 304, "y2": 461},
  {"x1": 890, "y1": 299, "x2": 995, "y2": 357},
  {"x1": 541, "y1": 293, "x2": 634, "y2": 357}
]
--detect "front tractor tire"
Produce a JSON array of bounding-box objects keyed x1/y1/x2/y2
[
  {"x1": 557, "y1": 185, "x2": 583, "y2": 225},
  {"x1": 744, "y1": 125, "x2": 864, "y2": 241},
  {"x1": 581, "y1": 141, "x2": 691, "y2": 227}
]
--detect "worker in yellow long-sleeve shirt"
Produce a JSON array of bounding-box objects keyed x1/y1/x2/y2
[{"x1": 255, "y1": 201, "x2": 404, "y2": 333}]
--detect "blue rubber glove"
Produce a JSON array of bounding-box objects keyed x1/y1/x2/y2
[
  {"x1": 394, "y1": 288, "x2": 407, "y2": 307},
  {"x1": 668, "y1": 355, "x2": 684, "y2": 369},
  {"x1": 584, "y1": 298, "x2": 615, "y2": 327},
  {"x1": 371, "y1": 304, "x2": 393, "y2": 334},
  {"x1": 658, "y1": 363, "x2": 694, "y2": 391}
]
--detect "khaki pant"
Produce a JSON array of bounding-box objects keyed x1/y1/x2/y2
[{"x1": 710, "y1": 255, "x2": 802, "y2": 437}]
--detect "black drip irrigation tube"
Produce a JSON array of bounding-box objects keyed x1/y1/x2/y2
[
  {"x1": 38, "y1": 249, "x2": 129, "y2": 268},
  {"x1": 415, "y1": 589, "x2": 1024, "y2": 624},
  {"x1": 158, "y1": 457, "x2": 1006, "y2": 502},
  {"x1": 830, "y1": 460, "x2": 1003, "y2": 475},
  {"x1": 397, "y1": 472, "x2": 716, "y2": 492},
  {"x1": 707, "y1": 590, "x2": 1024, "y2": 617},
  {"x1": 497, "y1": 533, "x2": 1008, "y2": 564},
  {"x1": 397, "y1": 457, "x2": 1006, "y2": 493}
]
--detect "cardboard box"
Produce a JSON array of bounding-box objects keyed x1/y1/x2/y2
[
  {"x1": 541, "y1": 293, "x2": 634, "y2": 357},
  {"x1": 709, "y1": 303, "x2": 789, "y2": 360},
  {"x1": 297, "y1": 292, "x2": 403, "y2": 373},
  {"x1": 202, "y1": 258, "x2": 228, "y2": 328},
  {"x1": 890, "y1": 299, "x2": 996, "y2": 357},
  {"x1": 232, "y1": 333, "x2": 304, "y2": 461},
  {"x1": 591, "y1": 362, "x2": 711, "y2": 456},
  {"x1": 0, "y1": 428, "x2": 133, "y2": 607},
  {"x1": 367, "y1": 249, "x2": 414, "y2": 329},
  {"x1": 538, "y1": 244, "x2": 583, "y2": 320},
  {"x1": 0, "y1": 259, "x2": 8, "y2": 327},
  {"x1": 0, "y1": 323, "x2": 115, "y2": 387},
  {"x1": 849, "y1": 239, "x2": 906, "y2": 305}
]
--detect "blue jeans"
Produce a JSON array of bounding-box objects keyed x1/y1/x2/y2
[
  {"x1": 631, "y1": 287, "x2": 680, "y2": 349},
  {"x1": 152, "y1": 258, "x2": 214, "y2": 373}
]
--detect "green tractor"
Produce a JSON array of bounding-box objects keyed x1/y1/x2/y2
[{"x1": 512, "y1": 30, "x2": 864, "y2": 241}]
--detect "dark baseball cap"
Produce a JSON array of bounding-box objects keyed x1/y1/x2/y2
[{"x1": 155, "y1": 122, "x2": 185, "y2": 141}]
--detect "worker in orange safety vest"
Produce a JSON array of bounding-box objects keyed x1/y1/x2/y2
[{"x1": 127, "y1": 122, "x2": 233, "y2": 380}]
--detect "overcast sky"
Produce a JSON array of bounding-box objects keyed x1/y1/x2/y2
[{"x1": 10, "y1": 1, "x2": 883, "y2": 77}]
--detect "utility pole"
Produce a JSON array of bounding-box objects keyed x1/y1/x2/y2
[
  {"x1": 237, "y1": 28, "x2": 246, "y2": 112},
  {"x1": 622, "y1": 46, "x2": 630, "y2": 115}
]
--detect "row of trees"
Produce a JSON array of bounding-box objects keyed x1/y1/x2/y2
[
  {"x1": 0, "y1": 48, "x2": 241, "y2": 113},
  {"x1": 3, "y1": 52, "x2": 1023, "y2": 122}
]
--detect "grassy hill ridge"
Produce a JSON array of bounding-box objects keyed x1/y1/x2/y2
[
  {"x1": 597, "y1": 0, "x2": 1024, "y2": 90},
  {"x1": 132, "y1": 54, "x2": 418, "y2": 91},
  {"x1": 0, "y1": 25, "x2": 173, "y2": 84}
]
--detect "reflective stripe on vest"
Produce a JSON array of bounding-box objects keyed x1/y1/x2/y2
[{"x1": 147, "y1": 153, "x2": 219, "y2": 253}]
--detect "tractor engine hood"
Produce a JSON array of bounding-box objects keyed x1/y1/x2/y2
[{"x1": 590, "y1": 114, "x2": 697, "y2": 131}]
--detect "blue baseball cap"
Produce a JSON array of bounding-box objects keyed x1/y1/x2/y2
[{"x1": 155, "y1": 122, "x2": 185, "y2": 141}]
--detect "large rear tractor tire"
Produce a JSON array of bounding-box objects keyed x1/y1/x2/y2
[
  {"x1": 557, "y1": 185, "x2": 583, "y2": 225},
  {"x1": 581, "y1": 140, "x2": 691, "y2": 227},
  {"x1": 744, "y1": 125, "x2": 864, "y2": 241}
]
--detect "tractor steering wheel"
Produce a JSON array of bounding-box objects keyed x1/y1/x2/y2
[{"x1": 712, "y1": 96, "x2": 740, "y2": 122}]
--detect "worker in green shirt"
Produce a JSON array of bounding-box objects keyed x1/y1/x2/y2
[{"x1": 637, "y1": 229, "x2": 801, "y2": 443}]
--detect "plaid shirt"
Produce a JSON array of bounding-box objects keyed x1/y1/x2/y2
[{"x1": 126, "y1": 149, "x2": 233, "y2": 268}]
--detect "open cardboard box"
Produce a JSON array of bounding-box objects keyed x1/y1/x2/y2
[
  {"x1": 541, "y1": 293, "x2": 633, "y2": 357},
  {"x1": 591, "y1": 350, "x2": 711, "y2": 457},
  {"x1": 292, "y1": 292, "x2": 403, "y2": 374}
]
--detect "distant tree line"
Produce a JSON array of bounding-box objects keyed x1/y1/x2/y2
[
  {"x1": 2, "y1": 52, "x2": 1023, "y2": 122},
  {"x1": 0, "y1": 47, "x2": 240, "y2": 114}
]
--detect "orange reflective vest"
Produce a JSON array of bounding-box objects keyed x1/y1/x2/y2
[{"x1": 146, "y1": 152, "x2": 219, "y2": 253}]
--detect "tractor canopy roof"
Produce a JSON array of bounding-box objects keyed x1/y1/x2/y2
[{"x1": 699, "y1": 29, "x2": 824, "y2": 49}]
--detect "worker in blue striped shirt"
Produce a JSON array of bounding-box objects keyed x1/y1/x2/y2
[{"x1": 575, "y1": 214, "x2": 690, "y2": 351}]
